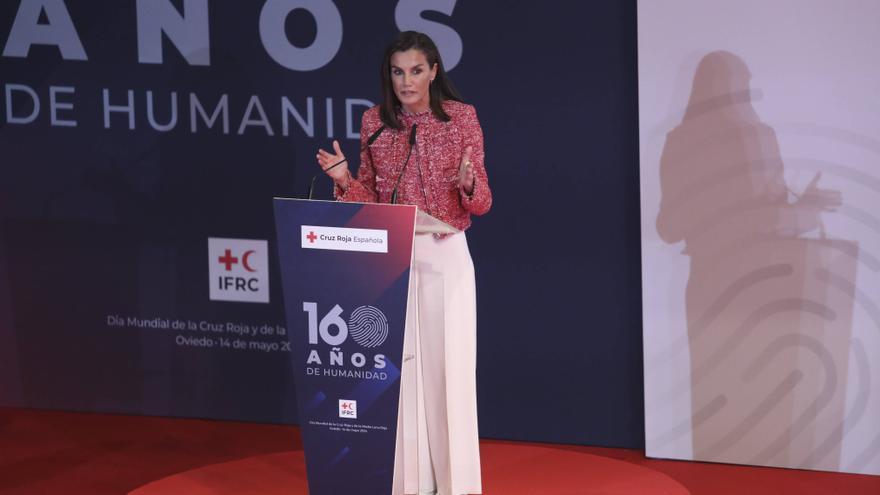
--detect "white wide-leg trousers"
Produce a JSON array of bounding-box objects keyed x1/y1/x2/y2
[{"x1": 391, "y1": 232, "x2": 482, "y2": 495}]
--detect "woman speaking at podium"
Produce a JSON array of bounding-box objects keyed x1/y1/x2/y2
[{"x1": 316, "y1": 31, "x2": 491, "y2": 495}]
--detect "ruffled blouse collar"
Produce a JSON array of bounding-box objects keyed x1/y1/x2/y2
[{"x1": 398, "y1": 106, "x2": 434, "y2": 125}]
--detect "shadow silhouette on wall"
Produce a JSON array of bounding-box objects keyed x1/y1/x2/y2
[{"x1": 656, "y1": 51, "x2": 857, "y2": 471}]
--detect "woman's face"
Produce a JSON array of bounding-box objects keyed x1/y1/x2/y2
[{"x1": 390, "y1": 49, "x2": 438, "y2": 114}]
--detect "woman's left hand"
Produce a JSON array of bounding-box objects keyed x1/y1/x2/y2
[{"x1": 458, "y1": 146, "x2": 475, "y2": 194}]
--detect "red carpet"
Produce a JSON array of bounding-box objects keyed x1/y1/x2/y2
[
  {"x1": 129, "y1": 444, "x2": 688, "y2": 495},
  {"x1": 1, "y1": 408, "x2": 878, "y2": 494}
]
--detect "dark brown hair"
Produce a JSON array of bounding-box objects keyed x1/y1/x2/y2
[{"x1": 379, "y1": 31, "x2": 463, "y2": 130}]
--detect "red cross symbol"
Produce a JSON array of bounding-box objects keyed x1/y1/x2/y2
[
  {"x1": 218, "y1": 249, "x2": 238, "y2": 271},
  {"x1": 306, "y1": 231, "x2": 317, "y2": 243},
  {"x1": 342, "y1": 403, "x2": 351, "y2": 410}
]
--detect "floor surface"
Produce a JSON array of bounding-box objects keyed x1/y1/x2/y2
[{"x1": 1, "y1": 408, "x2": 877, "y2": 494}]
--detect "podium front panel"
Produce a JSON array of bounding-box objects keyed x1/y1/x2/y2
[{"x1": 274, "y1": 198, "x2": 416, "y2": 495}]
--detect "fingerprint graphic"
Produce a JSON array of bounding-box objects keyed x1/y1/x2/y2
[{"x1": 348, "y1": 306, "x2": 389, "y2": 348}]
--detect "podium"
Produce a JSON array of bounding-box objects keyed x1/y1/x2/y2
[{"x1": 273, "y1": 198, "x2": 456, "y2": 494}]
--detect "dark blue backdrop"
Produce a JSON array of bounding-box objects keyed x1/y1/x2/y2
[{"x1": 0, "y1": 0, "x2": 642, "y2": 448}]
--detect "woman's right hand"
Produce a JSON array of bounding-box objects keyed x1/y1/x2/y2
[{"x1": 316, "y1": 140, "x2": 350, "y2": 187}]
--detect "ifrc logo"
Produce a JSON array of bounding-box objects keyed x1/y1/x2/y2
[
  {"x1": 339, "y1": 399, "x2": 357, "y2": 419},
  {"x1": 208, "y1": 238, "x2": 269, "y2": 303}
]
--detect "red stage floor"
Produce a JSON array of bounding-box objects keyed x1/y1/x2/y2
[{"x1": 1, "y1": 408, "x2": 877, "y2": 494}]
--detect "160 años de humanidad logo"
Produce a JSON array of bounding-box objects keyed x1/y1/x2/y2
[{"x1": 302, "y1": 302, "x2": 390, "y2": 380}]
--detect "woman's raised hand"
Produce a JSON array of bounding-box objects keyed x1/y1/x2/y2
[
  {"x1": 316, "y1": 140, "x2": 350, "y2": 185},
  {"x1": 458, "y1": 146, "x2": 475, "y2": 194}
]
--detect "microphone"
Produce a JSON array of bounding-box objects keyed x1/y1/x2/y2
[
  {"x1": 367, "y1": 125, "x2": 387, "y2": 146},
  {"x1": 391, "y1": 124, "x2": 418, "y2": 205},
  {"x1": 307, "y1": 125, "x2": 385, "y2": 199}
]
